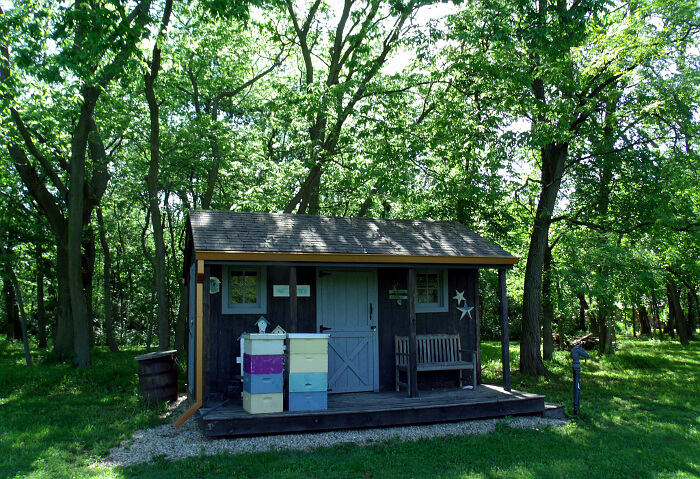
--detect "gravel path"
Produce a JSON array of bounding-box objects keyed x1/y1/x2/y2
[{"x1": 99, "y1": 396, "x2": 568, "y2": 467}]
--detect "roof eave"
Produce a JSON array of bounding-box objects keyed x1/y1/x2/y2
[{"x1": 194, "y1": 250, "x2": 519, "y2": 266}]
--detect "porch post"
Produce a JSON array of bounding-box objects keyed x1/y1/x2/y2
[
  {"x1": 407, "y1": 268, "x2": 419, "y2": 398},
  {"x1": 174, "y1": 259, "x2": 204, "y2": 428},
  {"x1": 498, "y1": 268, "x2": 512, "y2": 391},
  {"x1": 289, "y1": 266, "x2": 298, "y2": 333},
  {"x1": 474, "y1": 270, "x2": 482, "y2": 385}
]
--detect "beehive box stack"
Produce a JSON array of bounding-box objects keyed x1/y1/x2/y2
[
  {"x1": 242, "y1": 333, "x2": 285, "y2": 414},
  {"x1": 286, "y1": 333, "x2": 329, "y2": 411}
]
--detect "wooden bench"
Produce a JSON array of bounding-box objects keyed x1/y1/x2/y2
[{"x1": 395, "y1": 334, "x2": 476, "y2": 392}]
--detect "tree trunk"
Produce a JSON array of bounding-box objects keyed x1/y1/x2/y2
[
  {"x1": 54, "y1": 242, "x2": 74, "y2": 361},
  {"x1": 667, "y1": 281, "x2": 690, "y2": 345},
  {"x1": 0, "y1": 235, "x2": 32, "y2": 365},
  {"x1": 145, "y1": 107, "x2": 170, "y2": 352},
  {"x1": 175, "y1": 282, "x2": 187, "y2": 360},
  {"x1": 201, "y1": 136, "x2": 222, "y2": 211},
  {"x1": 556, "y1": 277, "x2": 564, "y2": 350},
  {"x1": 594, "y1": 90, "x2": 618, "y2": 356},
  {"x1": 167, "y1": 204, "x2": 187, "y2": 360},
  {"x1": 589, "y1": 311, "x2": 599, "y2": 338},
  {"x1": 651, "y1": 289, "x2": 662, "y2": 340},
  {"x1": 97, "y1": 207, "x2": 119, "y2": 352},
  {"x1": 604, "y1": 320, "x2": 614, "y2": 354},
  {"x1": 664, "y1": 290, "x2": 676, "y2": 337},
  {"x1": 141, "y1": 210, "x2": 159, "y2": 352},
  {"x1": 5, "y1": 1, "x2": 153, "y2": 366},
  {"x1": 82, "y1": 227, "x2": 96, "y2": 349},
  {"x1": 687, "y1": 289, "x2": 697, "y2": 336},
  {"x1": 542, "y1": 244, "x2": 554, "y2": 361},
  {"x1": 9, "y1": 267, "x2": 32, "y2": 366},
  {"x1": 631, "y1": 308, "x2": 637, "y2": 337},
  {"x1": 639, "y1": 305, "x2": 652, "y2": 335},
  {"x1": 597, "y1": 306, "x2": 608, "y2": 354},
  {"x1": 577, "y1": 292, "x2": 588, "y2": 331},
  {"x1": 36, "y1": 243, "x2": 47, "y2": 348},
  {"x1": 285, "y1": 163, "x2": 323, "y2": 215},
  {"x1": 146, "y1": 280, "x2": 156, "y2": 353},
  {"x1": 520, "y1": 0, "x2": 566, "y2": 377},
  {"x1": 520, "y1": 142, "x2": 567, "y2": 376},
  {"x1": 3, "y1": 278, "x2": 18, "y2": 340},
  {"x1": 115, "y1": 214, "x2": 127, "y2": 345},
  {"x1": 67, "y1": 89, "x2": 101, "y2": 368},
  {"x1": 144, "y1": 3, "x2": 172, "y2": 351}
]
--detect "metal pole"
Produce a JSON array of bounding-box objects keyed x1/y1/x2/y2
[{"x1": 571, "y1": 345, "x2": 589, "y2": 416}]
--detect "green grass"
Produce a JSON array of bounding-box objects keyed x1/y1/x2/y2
[
  {"x1": 1, "y1": 337, "x2": 699, "y2": 478},
  {"x1": 0, "y1": 342, "x2": 168, "y2": 479}
]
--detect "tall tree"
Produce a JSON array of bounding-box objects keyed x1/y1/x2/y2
[
  {"x1": 0, "y1": 238, "x2": 32, "y2": 366},
  {"x1": 1, "y1": 0, "x2": 154, "y2": 366},
  {"x1": 450, "y1": 0, "x2": 699, "y2": 374},
  {"x1": 96, "y1": 206, "x2": 119, "y2": 352},
  {"x1": 144, "y1": 0, "x2": 174, "y2": 351},
  {"x1": 280, "y1": 0, "x2": 433, "y2": 214}
]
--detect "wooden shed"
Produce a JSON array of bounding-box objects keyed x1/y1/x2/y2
[{"x1": 175, "y1": 210, "x2": 545, "y2": 437}]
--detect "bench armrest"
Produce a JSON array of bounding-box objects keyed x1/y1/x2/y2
[{"x1": 459, "y1": 349, "x2": 477, "y2": 362}]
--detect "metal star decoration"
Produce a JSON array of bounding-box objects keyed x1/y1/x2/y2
[
  {"x1": 457, "y1": 304, "x2": 474, "y2": 321},
  {"x1": 453, "y1": 290, "x2": 466, "y2": 305}
]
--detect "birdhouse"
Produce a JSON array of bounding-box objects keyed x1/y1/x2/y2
[
  {"x1": 254, "y1": 316, "x2": 271, "y2": 333},
  {"x1": 271, "y1": 325, "x2": 287, "y2": 335}
]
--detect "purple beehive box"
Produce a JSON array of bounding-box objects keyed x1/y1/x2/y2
[{"x1": 243, "y1": 354, "x2": 283, "y2": 375}]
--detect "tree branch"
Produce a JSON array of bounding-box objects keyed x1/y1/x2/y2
[
  {"x1": 212, "y1": 51, "x2": 284, "y2": 120},
  {"x1": 10, "y1": 108, "x2": 69, "y2": 200}
]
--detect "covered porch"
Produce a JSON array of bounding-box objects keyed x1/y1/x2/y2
[
  {"x1": 199, "y1": 385, "x2": 545, "y2": 438},
  {"x1": 176, "y1": 212, "x2": 525, "y2": 431}
]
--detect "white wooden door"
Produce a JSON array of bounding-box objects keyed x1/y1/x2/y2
[{"x1": 317, "y1": 269, "x2": 379, "y2": 393}]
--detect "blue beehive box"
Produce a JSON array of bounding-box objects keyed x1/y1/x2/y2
[
  {"x1": 286, "y1": 333, "x2": 329, "y2": 412},
  {"x1": 288, "y1": 391, "x2": 328, "y2": 411},
  {"x1": 243, "y1": 373, "x2": 284, "y2": 394},
  {"x1": 287, "y1": 372, "x2": 328, "y2": 393}
]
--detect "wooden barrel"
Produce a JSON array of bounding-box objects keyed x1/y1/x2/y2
[{"x1": 134, "y1": 350, "x2": 178, "y2": 404}]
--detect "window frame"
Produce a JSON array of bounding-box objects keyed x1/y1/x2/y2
[
  {"x1": 415, "y1": 269, "x2": 449, "y2": 314},
  {"x1": 221, "y1": 266, "x2": 267, "y2": 315}
]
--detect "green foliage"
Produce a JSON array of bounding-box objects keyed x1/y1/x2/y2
[
  {"x1": 1, "y1": 0, "x2": 698, "y2": 362},
  {"x1": 2, "y1": 338, "x2": 695, "y2": 478},
  {"x1": 0, "y1": 340, "x2": 167, "y2": 479}
]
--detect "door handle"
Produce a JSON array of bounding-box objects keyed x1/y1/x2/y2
[
  {"x1": 319, "y1": 325, "x2": 332, "y2": 332},
  {"x1": 371, "y1": 326, "x2": 377, "y2": 332}
]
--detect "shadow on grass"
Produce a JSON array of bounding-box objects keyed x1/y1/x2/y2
[
  {"x1": 3, "y1": 337, "x2": 700, "y2": 479},
  {"x1": 0, "y1": 343, "x2": 168, "y2": 479},
  {"x1": 116, "y1": 416, "x2": 700, "y2": 479},
  {"x1": 115, "y1": 339, "x2": 700, "y2": 479}
]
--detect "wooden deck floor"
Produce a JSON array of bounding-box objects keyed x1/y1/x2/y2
[{"x1": 199, "y1": 385, "x2": 545, "y2": 438}]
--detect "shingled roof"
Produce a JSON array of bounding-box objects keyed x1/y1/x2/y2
[{"x1": 187, "y1": 210, "x2": 518, "y2": 265}]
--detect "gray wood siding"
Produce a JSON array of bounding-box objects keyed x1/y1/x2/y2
[
  {"x1": 205, "y1": 265, "x2": 477, "y2": 401},
  {"x1": 377, "y1": 268, "x2": 477, "y2": 390},
  {"x1": 206, "y1": 265, "x2": 317, "y2": 404}
]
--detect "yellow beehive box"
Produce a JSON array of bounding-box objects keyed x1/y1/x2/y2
[
  {"x1": 242, "y1": 391, "x2": 283, "y2": 414},
  {"x1": 286, "y1": 333, "x2": 329, "y2": 355},
  {"x1": 287, "y1": 353, "x2": 328, "y2": 374}
]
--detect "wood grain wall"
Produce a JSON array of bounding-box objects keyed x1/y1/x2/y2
[{"x1": 204, "y1": 264, "x2": 477, "y2": 402}]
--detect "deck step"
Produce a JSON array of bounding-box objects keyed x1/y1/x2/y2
[{"x1": 544, "y1": 402, "x2": 566, "y2": 419}]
